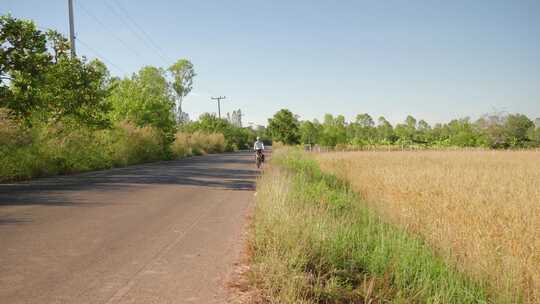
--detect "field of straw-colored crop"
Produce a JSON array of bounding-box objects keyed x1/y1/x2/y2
[{"x1": 315, "y1": 150, "x2": 540, "y2": 303}]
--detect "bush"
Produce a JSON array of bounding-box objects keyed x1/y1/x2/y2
[
  {"x1": 180, "y1": 113, "x2": 255, "y2": 151},
  {"x1": 171, "y1": 132, "x2": 192, "y2": 158},
  {"x1": 105, "y1": 122, "x2": 166, "y2": 166}
]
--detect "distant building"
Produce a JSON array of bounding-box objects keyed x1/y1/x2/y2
[{"x1": 535, "y1": 118, "x2": 540, "y2": 128}]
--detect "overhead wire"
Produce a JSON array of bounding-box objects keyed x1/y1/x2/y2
[
  {"x1": 77, "y1": 37, "x2": 127, "y2": 74},
  {"x1": 76, "y1": 0, "x2": 146, "y2": 62},
  {"x1": 112, "y1": 0, "x2": 172, "y2": 63},
  {"x1": 36, "y1": 1, "x2": 173, "y2": 76},
  {"x1": 36, "y1": 16, "x2": 127, "y2": 75},
  {"x1": 106, "y1": 0, "x2": 172, "y2": 65}
]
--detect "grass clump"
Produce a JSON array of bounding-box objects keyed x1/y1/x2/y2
[
  {"x1": 171, "y1": 131, "x2": 226, "y2": 158},
  {"x1": 249, "y1": 149, "x2": 490, "y2": 303}
]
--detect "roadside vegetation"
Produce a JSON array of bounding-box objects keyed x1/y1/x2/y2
[
  {"x1": 315, "y1": 150, "x2": 539, "y2": 303},
  {"x1": 171, "y1": 132, "x2": 226, "y2": 157},
  {"x1": 249, "y1": 148, "x2": 490, "y2": 303},
  {"x1": 0, "y1": 15, "x2": 259, "y2": 182},
  {"x1": 0, "y1": 113, "x2": 166, "y2": 182}
]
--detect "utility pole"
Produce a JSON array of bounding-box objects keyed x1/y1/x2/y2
[
  {"x1": 68, "y1": 0, "x2": 76, "y2": 57},
  {"x1": 211, "y1": 96, "x2": 226, "y2": 119}
]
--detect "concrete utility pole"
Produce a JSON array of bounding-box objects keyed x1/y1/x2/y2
[
  {"x1": 211, "y1": 96, "x2": 226, "y2": 119},
  {"x1": 68, "y1": 0, "x2": 76, "y2": 57}
]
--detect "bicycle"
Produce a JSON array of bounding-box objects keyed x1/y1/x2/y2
[{"x1": 255, "y1": 149, "x2": 264, "y2": 168}]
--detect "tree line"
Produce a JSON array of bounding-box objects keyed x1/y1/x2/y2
[{"x1": 267, "y1": 109, "x2": 540, "y2": 149}]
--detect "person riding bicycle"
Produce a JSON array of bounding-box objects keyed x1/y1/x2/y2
[{"x1": 253, "y1": 137, "x2": 265, "y2": 164}]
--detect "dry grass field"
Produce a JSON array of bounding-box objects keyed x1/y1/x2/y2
[
  {"x1": 315, "y1": 150, "x2": 540, "y2": 303},
  {"x1": 249, "y1": 150, "x2": 489, "y2": 303}
]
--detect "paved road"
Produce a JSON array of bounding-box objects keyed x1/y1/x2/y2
[{"x1": 0, "y1": 152, "x2": 258, "y2": 304}]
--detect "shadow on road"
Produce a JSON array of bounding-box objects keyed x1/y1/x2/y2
[
  {"x1": 0, "y1": 152, "x2": 259, "y2": 213},
  {"x1": 0, "y1": 217, "x2": 32, "y2": 226}
]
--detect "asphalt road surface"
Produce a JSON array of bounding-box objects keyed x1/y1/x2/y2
[{"x1": 0, "y1": 151, "x2": 259, "y2": 304}]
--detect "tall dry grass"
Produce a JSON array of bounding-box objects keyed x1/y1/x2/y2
[
  {"x1": 171, "y1": 131, "x2": 225, "y2": 158},
  {"x1": 315, "y1": 150, "x2": 540, "y2": 303}
]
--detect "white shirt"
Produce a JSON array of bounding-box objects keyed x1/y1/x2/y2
[{"x1": 253, "y1": 140, "x2": 264, "y2": 150}]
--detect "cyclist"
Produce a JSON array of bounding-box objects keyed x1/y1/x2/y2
[{"x1": 253, "y1": 137, "x2": 265, "y2": 167}]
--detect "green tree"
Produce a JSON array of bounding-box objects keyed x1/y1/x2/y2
[
  {"x1": 267, "y1": 109, "x2": 300, "y2": 145},
  {"x1": 376, "y1": 116, "x2": 395, "y2": 143},
  {"x1": 430, "y1": 123, "x2": 448, "y2": 145},
  {"x1": 1, "y1": 15, "x2": 111, "y2": 127},
  {"x1": 415, "y1": 119, "x2": 432, "y2": 143},
  {"x1": 39, "y1": 57, "x2": 111, "y2": 127},
  {"x1": 46, "y1": 29, "x2": 70, "y2": 63},
  {"x1": 504, "y1": 113, "x2": 533, "y2": 146},
  {"x1": 394, "y1": 115, "x2": 417, "y2": 144},
  {"x1": 405, "y1": 115, "x2": 417, "y2": 129},
  {"x1": 108, "y1": 66, "x2": 176, "y2": 140},
  {"x1": 168, "y1": 59, "x2": 195, "y2": 123},
  {"x1": 299, "y1": 120, "x2": 321, "y2": 145},
  {"x1": 527, "y1": 126, "x2": 540, "y2": 145},
  {"x1": 0, "y1": 14, "x2": 51, "y2": 122},
  {"x1": 355, "y1": 113, "x2": 374, "y2": 128},
  {"x1": 475, "y1": 113, "x2": 509, "y2": 148},
  {"x1": 450, "y1": 118, "x2": 478, "y2": 147},
  {"x1": 319, "y1": 114, "x2": 348, "y2": 146},
  {"x1": 530, "y1": 118, "x2": 540, "y2": 144},
  {"x1": 350, "y1": 113, "x2": 376, "y2": 145}
]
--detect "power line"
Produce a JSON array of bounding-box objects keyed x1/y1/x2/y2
[
  {"x1": 76, "y1": 1, "x2": 146, "y2": 61},
  {"x1": 102, "y1": 0, "x2": 168, "y2": 66},
  {"x1": 111, "y1": 0, "x2": 171, "y2": 62},
  {"x1": 36, "y1": 15, "x2": 126, "y2": 75},
  {"x1": 109, "y1": 0, "x2": 171, "y2": 65},
  {"x1": 77, "y1": 38, "x2": 127, "y2": 74},
  {"x1": 211, "y1": 96, "x2": 226, "y2": 119}
]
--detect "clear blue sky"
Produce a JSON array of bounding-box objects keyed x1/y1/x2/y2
[{"x1": 2, "y1": 0, "x2": 539, "y2": 126}]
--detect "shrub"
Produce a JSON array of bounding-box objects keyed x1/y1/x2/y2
[
  {"x1": 105, "y1": 122, "x2": 166, "y2": 166},
  {"x1": 171, "y1": 132, "x2": 192, "y2": 158}
]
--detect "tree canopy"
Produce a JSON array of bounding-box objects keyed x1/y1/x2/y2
[
  {"x1": 267, "y1": 109, "x2": 300, "y2": 145},
  {"x1": 108, "y1": 66, "x2": 176, "y2": 140},
  {"x1": 0, "y1": 15, "x2": 110, "y2": 127},
  {"x1": 168, "y1": 59, "x2": 195, "y2": 123}
]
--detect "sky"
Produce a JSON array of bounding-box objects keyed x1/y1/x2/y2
[{"x1": 2, "y1": 0, "x2": 540, "y2": 126}]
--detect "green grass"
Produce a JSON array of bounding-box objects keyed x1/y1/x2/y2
[{"x1": 249, "y1": 149, "x2": 491, "y2": 303}]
